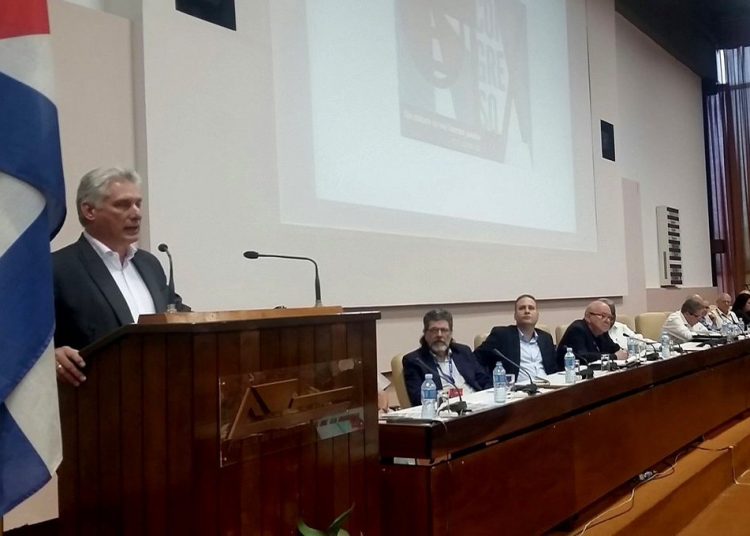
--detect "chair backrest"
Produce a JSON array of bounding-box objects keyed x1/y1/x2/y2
[
  {"x1": 536, "y1": 323, "x2": 551, "y2": 342},
  {"x1": 618, "y1": 314, "x2": 635, "y2": 331},
  {"x1": 635, "y1": 312, "x2": 670, "y2": 340},
  {"x1": 555, "y1": 323, "x2": 570, "y2": 345},
  {"x1": 390, "y1": 353, "x2": 411, "y2": 408},
  {"x1": 474, "y1": 332, "x2": 489, "y2": 349}
]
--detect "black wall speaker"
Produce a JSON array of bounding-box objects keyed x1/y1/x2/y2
[
  {"x1": 176, "y1": 0, "x2": 236, "y2": 31},
  {"x1": 601, "y1": 120, "x2": 615, "y2": 162}
]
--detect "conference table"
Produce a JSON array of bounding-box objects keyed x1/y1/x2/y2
[{"x1": 379, "y1": 339, "x2": 750, "y2": 535}]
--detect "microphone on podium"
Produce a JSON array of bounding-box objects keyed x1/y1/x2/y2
[
  {"x1": 157, "y1": 243, "x2": 190, "y2": 311},
  {"x1": 243, "y1": 250, "x2": 323, "y2": 307}
]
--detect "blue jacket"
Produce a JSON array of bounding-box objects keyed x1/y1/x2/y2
[{"x1": 402, "y1": 342, "x2": 492, "y2": 406}]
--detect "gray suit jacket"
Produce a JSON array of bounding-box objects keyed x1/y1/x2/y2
[{"x1": 53, "y1": 235, "x2": 170, "y2": 349}]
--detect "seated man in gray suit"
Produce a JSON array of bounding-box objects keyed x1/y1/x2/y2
[
  {"x1": 475, "y1": 294, "x2": 559, "y2": 384},
  {"x1": 53, "y1": 167, "x2": 186, "y2": 386}
]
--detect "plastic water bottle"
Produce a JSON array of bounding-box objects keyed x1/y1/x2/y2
[
  {"x1": 420, "y1": 374, "x2": 438, "y2": 419},
  {"x1": 493, "y1": 362, "x2": 507, "y2": 403},
  {"x1": 564, "y1": 347, "x2": 576, "y2": 384},
  {"x1": 627, "y1": 337, "x2": 638, "y2": 360},
  {"x1": 660, "y1": 332, "x2": 671, "y2": 360}
]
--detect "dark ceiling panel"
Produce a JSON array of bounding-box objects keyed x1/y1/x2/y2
[{"x1": 616, "y1": 0, "x2": 750, "y2": 81}]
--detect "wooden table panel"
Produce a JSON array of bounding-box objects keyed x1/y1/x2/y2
[{"x1": 380, "y1": 342, "x2": 750, "y2": 535}]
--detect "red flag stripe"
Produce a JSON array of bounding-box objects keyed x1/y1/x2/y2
[{"x1": 0, "y1": 0, "x2": 49, "y2": 40}]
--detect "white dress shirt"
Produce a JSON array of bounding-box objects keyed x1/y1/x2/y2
[
  {"x1": 662, "y1": 310, "x2": 709, "y2": 343},
  {"x1": 433, "y1": 349, "x2": 474, "y2": 394},
  {"x1": 709, "y1": 307, "x2": 740, "y2": 329},
  {"x1": 84, "y1": 232, "x2": 156, "y2": 322},
  {"x1": 517, "y1": 328, "x2": 546, "y2": 385},
  {"x1": 608, "y1": 321, "x2": 638, "y2": 348}
]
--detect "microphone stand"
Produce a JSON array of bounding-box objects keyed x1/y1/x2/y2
[
  {"x1": 243, "y1": 251, "x2": 323, "y2": 306},
  {"x1": 492, "y1": 349, "x2": 539, "y2": 395},
  {"x1": 413, "y1": 356, "x2": 469, "y2": 414},
  {"x1": 575, "y1": 353, "x2": 598, "y2": 378},
  {"x1": 623, "y1": 333, "x2": 661, "y2": 361},
  {"x1": 157, "y1": 243, "x2": 191, "y2": 311}
]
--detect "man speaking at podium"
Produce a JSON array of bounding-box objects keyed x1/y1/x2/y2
[{"x1": 52, "y1": 168, "x2": 177, "y2": 386}]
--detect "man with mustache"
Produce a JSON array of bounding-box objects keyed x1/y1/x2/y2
[
  {"x1": 52, "y1": 168, "x2": 182, "y2": 386},
  {"x1": 402, "y1": 308, "x2": 491, "y2": 406}
]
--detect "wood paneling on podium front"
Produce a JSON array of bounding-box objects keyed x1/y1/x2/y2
[{"x1": 57, "y1": 308, "x2": 380, "y2": 535}]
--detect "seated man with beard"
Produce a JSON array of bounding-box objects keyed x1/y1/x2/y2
[{"x1": 402, "y1": 309, "x2": 492, "y2": 407}]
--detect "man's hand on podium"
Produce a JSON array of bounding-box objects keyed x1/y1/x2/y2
[{"x1": 55, "y1": 345, "x2": 87, "y2": 387}]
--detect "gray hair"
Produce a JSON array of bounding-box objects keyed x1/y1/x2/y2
[
  {"x1": 76, "y1": 167, "x2": 142, "y2": 225},
  {"x1": 422, "y1": 308, "x2": 453, "y2": 332},
  {"x1": 681, "y1": 296, "x2": 704, "y2": 315},
  {"x1": 598, "y1": 297, "x2": 617, "y2": 318}
]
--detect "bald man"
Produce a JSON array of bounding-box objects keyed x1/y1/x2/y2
[
  {"x1": 556, "y1": 300, "x2": 626, "y2": 369},
  {"x1": 708, "y1": 293, "x2": 741, "y2": 328}
]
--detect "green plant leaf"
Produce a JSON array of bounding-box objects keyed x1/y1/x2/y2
[
  {"x1": 327, "y1": 503, "x2": 355, "y2": 534},
  {"x1": 297, "y1": 520, "x2": 327, "y2": 536}
]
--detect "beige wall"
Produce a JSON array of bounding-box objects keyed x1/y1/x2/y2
[{"x1": 50, "y1": 0, "x2": 136, "y2": 252}]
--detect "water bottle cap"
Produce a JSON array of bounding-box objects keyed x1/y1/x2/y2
[{"x1": 425, "y1": 373, "x2": 433, "y2": 379}]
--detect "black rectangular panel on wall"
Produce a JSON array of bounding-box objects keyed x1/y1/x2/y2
[
  {"x1": 601, "y1": 120, "x2": 615, "y2": 161},
  {"x1": 176, "y1": 0, "x2": 236, "y2": 31}
]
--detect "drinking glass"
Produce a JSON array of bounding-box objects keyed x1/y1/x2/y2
[
  {"x1": 600, "y1": 353, "x2": 611, "y2": 374},
  {"x1": 505, "y1": 374, "x2": 516, "y2": 397}
]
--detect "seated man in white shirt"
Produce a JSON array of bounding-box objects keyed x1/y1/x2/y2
[
  {"x1": 707, "y1": 293, "x2": 741, "y2": 329},
  {"x1": 598, "y1": 298, "x2": 641, "y2": 348},
  {"x1": 662, "y1": 296, "x2": 710, "y2": 343}
]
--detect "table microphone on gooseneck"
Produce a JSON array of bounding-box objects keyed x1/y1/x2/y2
[
  {"x1": 492, "y1": 349, "x2": 539, "y2": 395},
  {"x1": 623, "y1": 333, "x2": 660, "y2": 361},
  {"x1": 412, "y1": 357, "x2": 469, "y2": 414},
  {"x1": 243, "y1": 250, "x2": 323, "y2": 307}
]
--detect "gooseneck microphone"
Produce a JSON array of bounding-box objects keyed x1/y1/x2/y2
[
  {"x1": 243, "y1": 250, "x2": 323, "y2": 307},
  {"x1": 413, "y1": 357, "x2": 469, "y2": 415},
  {"x1": 578, "y1": 352, "x2": 611, "y2": 375},
  {"x1": 492, "y1": 349, "x2": 539, "y2": 395},
  {"x1": 623, "y1": 333, "x2": 660, "y2": 361},
  {"x1": 157, "y1": 243, "x2": 176, "y2": 306}
]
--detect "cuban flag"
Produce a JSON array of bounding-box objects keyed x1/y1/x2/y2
[{"x1": 0, "y1": 0, "x2": 66, "y2": 516}]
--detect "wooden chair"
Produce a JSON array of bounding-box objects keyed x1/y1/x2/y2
[
  {"x1": 390, "y1": 353, "x2": 411, "y2": 408},
  {"x1": 618, "y1": 314, "x2": 635, "y2": 331},
  {"x1": 635, "y1": 312, "x2": 670, "y2": 340},
  {"x1": 555, "y1": 323, "x2": 571, "y2": 344}
]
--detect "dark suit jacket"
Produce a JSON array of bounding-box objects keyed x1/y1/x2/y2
[
  {"x1": 474, "y1": 325, "x2": 559, "y2": 379},
  {"x1": 402, "y1": 342, "x2": 492, "y2": 406},
  {"x1": 556, "y1": 318, "x2": 621, "y2": 369},
  {"x1": 53, "y1": 235, "x2": 171, "y2": 349}
]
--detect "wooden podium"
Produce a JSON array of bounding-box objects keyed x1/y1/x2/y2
[{"x1": 57, "y1": 307, "x2": 381, "y2": 535}]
